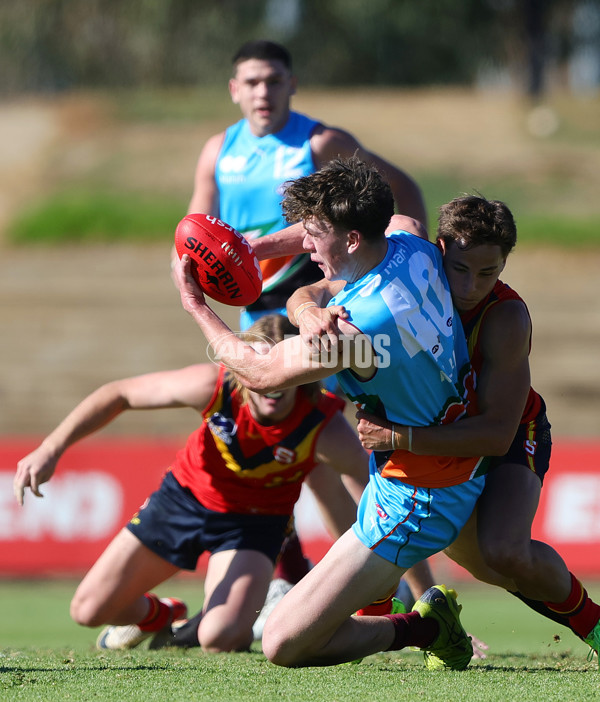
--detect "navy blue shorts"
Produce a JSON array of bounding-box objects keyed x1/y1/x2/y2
[
  {"x1": 126, "y1": 471, "x2": 291, "y2": 570},
  {"x1": 488, "y1": 400, "x2": 552, "y2": 485}
]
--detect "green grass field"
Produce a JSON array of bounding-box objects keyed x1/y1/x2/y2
[
  {"x1": 2, "y1": 88, "x2": 599, "y2": 700},
  {"x1": 1, "y1": 578, "x2": 598, "y2": 701}
]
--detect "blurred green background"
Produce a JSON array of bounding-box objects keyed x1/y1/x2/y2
[{"x1": 1, "y1": 0, "x2": 599, "y2": 247}]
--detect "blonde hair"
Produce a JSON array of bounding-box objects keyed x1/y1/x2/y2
[{"x1": 226, "y1": 314, "x2": 322, "y2": 404}]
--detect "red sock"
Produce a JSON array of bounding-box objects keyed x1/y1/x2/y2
[
  {"x1": 137, "y1": 593, "x2": 172, "y2": 632},
  {"x1": 356, "y1": 596, "x2": 394, "y2": 617},
  {"x1": 356, "y1": 587, "x2": 397, "y2": 617},
  {"x1": 384, "y1": 611, "x2": 438, "y2": 651},
  {"x1": 545, "y1": 573, "x2": 600, "y2": 639},
  {"x1": 273, "y1": 530, "x2": 311, "y2": 584}
]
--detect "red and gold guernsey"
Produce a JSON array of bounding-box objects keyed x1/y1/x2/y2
[
  {"x1": 170, "y1": 366, "x2": 345, "y2": 516},
  {"x1": 460, "y1": 279, "x2": 542, "y2": 423}
]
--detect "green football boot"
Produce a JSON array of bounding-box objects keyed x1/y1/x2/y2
[
  {"x1": 412, "y1": 584, "x2": 472, "y2": 671},
  {"x1": 585, "y1": 620, "x2": 600, "y2": 669}
]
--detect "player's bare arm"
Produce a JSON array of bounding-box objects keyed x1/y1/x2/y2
[
  {"x1": 310, "y1": 125, "x2": 427, "y2": 226},
  {"x1": 249, "y1": 221, "x2": 307, "y2": 261},
  {"x1": 304, "y1": 465, "x2": 358, "y2": 540},
  {"x1": 13, "y1": 365, "x2": 219, "y2": 506},
  {"x1": 315, "y1": 410, "x2": 369, "y2": 502},
  {"x1": 357, "y1": 300, "x2": 532, "y2": 456},
  {"x1": 305, "y1": 413, "x2": 369, "y2": 539},
  {"x1": 187, "y1": 132, "x2": 225, "y2": 215},
  {"x1": 386, "y1": 214, "x2": 429, "y2": 240},
  {"x1": 175, "y1": 255, "x2": 373, "y2": 391},
  {"x1": 287, "y1": 278, "x2": 344, "y2": 324},
  {"x1": 286, "y1": 278, "x2": 347, "y2": 353},
  {"x1": 250, "y1": 215, "x2": 422, "y2": 265}
]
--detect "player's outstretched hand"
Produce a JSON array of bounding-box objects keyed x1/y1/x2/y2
[
  {"x1": 14, "y1": 445, "x2": 59, "y2": 506},
  {"x1": 468, "y1": 632, "x2": 489, "y2": 660},
  {"x1": 355, "y1": 410, "x2": 394, "y2": 451},
  {"x1": 174, "y1": 254, "x2": 207, "y2": 316},
  {"x1": 296, "y1": 305, "x2": 348, "y2": 356}
]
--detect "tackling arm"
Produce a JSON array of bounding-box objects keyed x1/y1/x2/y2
[
  {"x1": 356, "y1": 300, "x2": 532, "y2": 456},
  {"x1": 308, "y1": 411, "x2": 370, "y2": 538},
  {"x1": 250, "y1": 221, "x2": 307, "y2": 261}
]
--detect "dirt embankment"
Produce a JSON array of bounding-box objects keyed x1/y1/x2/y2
[{"x1": 2, "y1": 93, "x2": 600, "y2": 439}]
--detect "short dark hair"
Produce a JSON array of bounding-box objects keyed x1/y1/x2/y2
[
  {"x1": 281, "y1": 155, "x2": 394, "y2": 242},
  {"x1": 232, "y1": 40, "x2": 292, "y2": 71},
  {"x1": 437, "y1": 195, "x2": 517, "y2": 258}
]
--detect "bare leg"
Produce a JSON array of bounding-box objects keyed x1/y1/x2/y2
[
  {"x1": 198, "y1": 548, "x2": 273, "y2": 652},
  {"x1": 446, "y1": 467, "x2": 600, "y2": 641},
  {"x1": 403, "y1": 560, "x2": 435, "y2": 599},
  {"x1": 478, "y1": 464, "x2": 571, "y2": 601},
  {"x1": 70, "y1": 528, "x2": 179, "y2": 627},
  {"x1": 262, "y1": 530, "x2": 405, "y2": 666},
  {"x1": 444, "y1": 506, "x2": 516, "y2": 591}
]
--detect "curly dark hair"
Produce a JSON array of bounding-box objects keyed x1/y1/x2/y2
[
  {"x1": 281, "y1": 155, "x2": 395, "y2": 242},
  {"x1": 437, "y1": 195, "x2": 517, "y2": 258}
]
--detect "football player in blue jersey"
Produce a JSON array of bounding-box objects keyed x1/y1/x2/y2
[
  {"x1": 182, "y1": 38, "x2": 429, "y2": 617},
  {"x1": 186, "y1": 39, "x2": 426, "y2": 329},
  {"x1": 174, "y1": 155, "x2": 486, "y2": 670},
  {"x1": 293, "y1": 195, "x2": 600, "y2": 668}
]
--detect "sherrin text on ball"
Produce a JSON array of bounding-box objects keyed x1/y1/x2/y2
[{"x1": 174, "y1": 213, "x2": 262, "y2": 306}]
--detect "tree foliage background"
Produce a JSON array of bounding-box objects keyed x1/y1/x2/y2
[{"x1": 1, "y1": 0, "x2": 595, "y2": 96}]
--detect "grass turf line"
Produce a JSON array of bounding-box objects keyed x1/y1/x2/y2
[{"x1": 0, "y1": 580, "x2": 598, "y2": 702}]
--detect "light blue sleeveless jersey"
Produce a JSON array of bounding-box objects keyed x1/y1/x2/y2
[
  {"x1": 329, "y1": 231, "x2": 473, "y2": 427},
  {"x1": 216, "y1": 111, "x2": 318, "y2": 239},
  {"x1": 216, "y1": 111, "x2": 321, "y2": 309}
]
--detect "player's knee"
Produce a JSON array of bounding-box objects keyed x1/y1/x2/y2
[
  {"x1": 481, "y1": 538, "x2": 531, "y2": 578},
  {"x1": 70, "y1": 593, "x2": 103, "y2": 628},
  {"x1": 261, "y1": 615, "x2": 302, "y2": 667},
  {"x1": 199, "y1": 622, "x2": 253, "y2": 653}
]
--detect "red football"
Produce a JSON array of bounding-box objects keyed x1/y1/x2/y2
[{"x1": 174, "y1": 214, "x2": 262, "y2": 306}]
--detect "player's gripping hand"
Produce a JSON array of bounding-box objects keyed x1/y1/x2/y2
[
  {"x1": 14, "y1": 444, "x2": 59, "y2": 506},
  {"x1": 295, "y1": 304, "x2": 348, "y2": 356},
  {"x1": 174, "y1": 254, "x2": 207, "y2": 316},
  {"x1": 356, "y1": 410, "x2": 394, "y2": 451}
]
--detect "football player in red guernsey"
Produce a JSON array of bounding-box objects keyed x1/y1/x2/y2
[{"x1": 14, "y1": 314, "x2": 368, "y2": 653}]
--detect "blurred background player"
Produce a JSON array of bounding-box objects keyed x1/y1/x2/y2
[
  {"x1": 186, "y1": 38, "x2": 427, "y2": 329},
  {"x1": 14, "y1": 315, "x2": 368, "y2": 653},
  {"x1": 182, "y1": 38, "x2": 427, "y2": 613}
]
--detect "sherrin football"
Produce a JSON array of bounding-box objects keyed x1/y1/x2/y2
[{"x1": 174, "y1": 214, "x2": 262, "y2": 306}]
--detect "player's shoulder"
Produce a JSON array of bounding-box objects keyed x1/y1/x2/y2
[
  {"x1": 387, "y1": 229, "x2": 439, "y2": 261},
  {"x1": 310, "y1": 124, "x2": 361, "y2": 164},
  {"x1": 485, "y1": 295, "x2": 530, "y2": 326},
  {"x1": 316, "y1": 388, "x2": 347, "y2": 414},
  {"x1": 480, "y1": 295, "x2": 531, "y2": 349},
  {"x1": 204, "y1": 129, "x2": 228, "y2": 147},
  {"x1": 198, "y1": 131, "x2": 227, "y2": 164}
]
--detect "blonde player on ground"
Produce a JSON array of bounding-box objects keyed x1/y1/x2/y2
[{"x1": 14, "y1": 315, "x2": 367, "y2": 653}]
